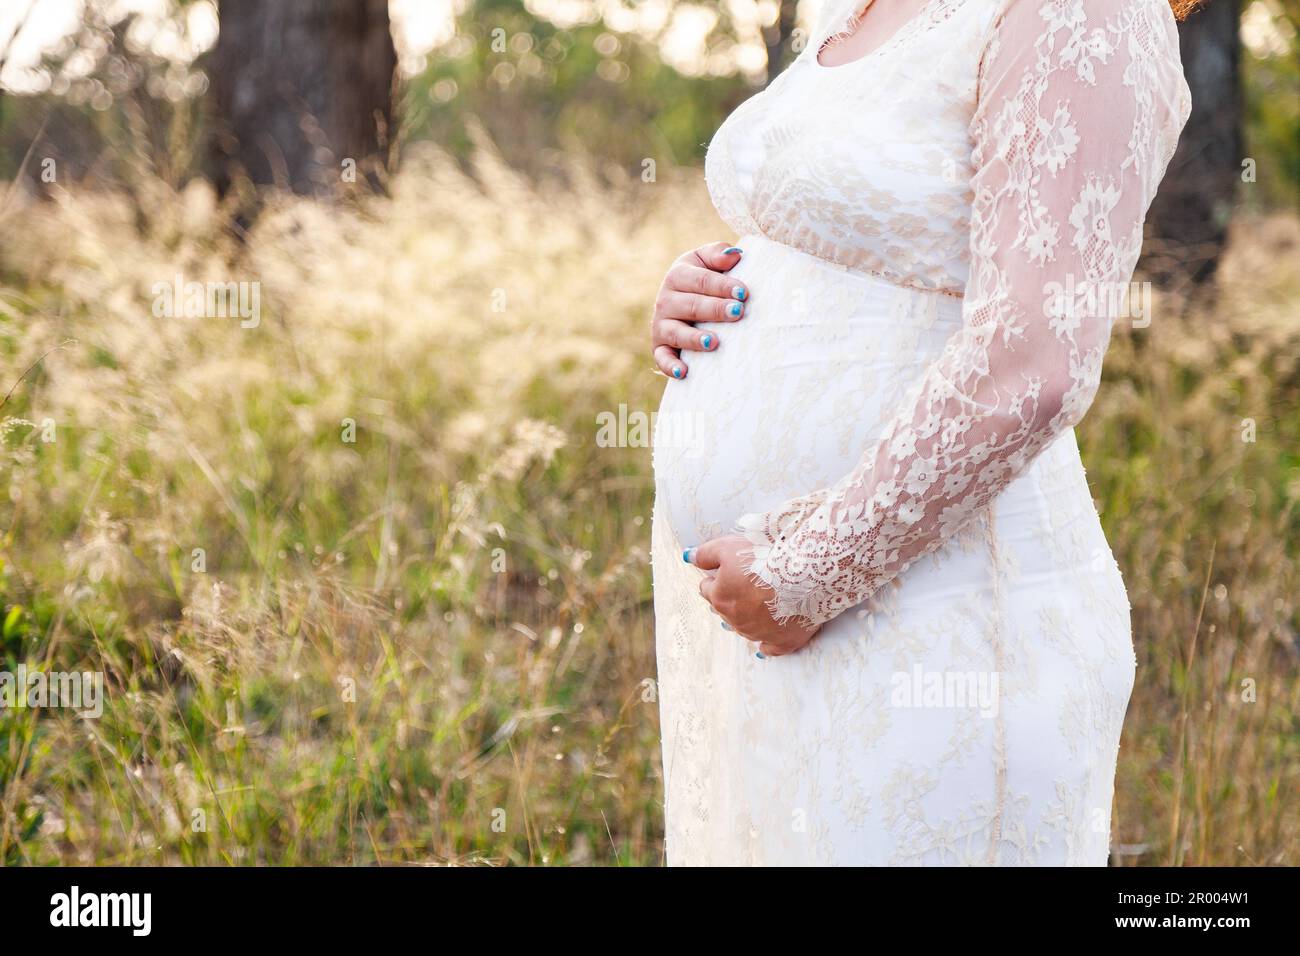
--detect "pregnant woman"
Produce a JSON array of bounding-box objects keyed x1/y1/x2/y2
[{"x1": 649, "y1": 0, "x2": 1191, "y2": 865}]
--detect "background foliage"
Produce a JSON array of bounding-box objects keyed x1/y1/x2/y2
[{"x1": 0, "y1": 0, "x2": 1296, "y2": 865}]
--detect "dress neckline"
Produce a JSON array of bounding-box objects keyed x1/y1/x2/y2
[{"x1": 814, "y1": 0, "x2": 946, "y2": 71}]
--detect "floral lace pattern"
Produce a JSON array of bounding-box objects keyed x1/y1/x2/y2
[
  {"x1": 735, "y1": 0, "x2": 1191, "y2": 626},
  {"x1": 652, "y1": 0, "x2": 1189, "y2": 866}
]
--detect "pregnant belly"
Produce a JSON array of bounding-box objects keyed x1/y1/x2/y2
[{"x1": 653, "y1": 234, "x2": 963, "y2": 547}]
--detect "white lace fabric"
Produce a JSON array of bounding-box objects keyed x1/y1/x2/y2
[
  {"x1": 651, "y1": 0, "x2": 1190, "y2": 866},
  {"x1": 735, "y1": 0, "x2": 1192, "y2": 627}
]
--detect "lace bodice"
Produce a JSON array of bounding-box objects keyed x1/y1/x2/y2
[
  {"x1": 708, "y1": 0, "x2": 1191, "y2": 626},
  {"x1": 707, "y1": 0, "x2": 993, "y2": 293}
]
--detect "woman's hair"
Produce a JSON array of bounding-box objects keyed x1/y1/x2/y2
[{"x1": 1169, "y1": 0, "x2": 1201, "y2": 19}]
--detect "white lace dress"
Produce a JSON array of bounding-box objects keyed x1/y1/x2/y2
[{"x1": 651, "y1": 0, "x2": 1190, "y2": 865}]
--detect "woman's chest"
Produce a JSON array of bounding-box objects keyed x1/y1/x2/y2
[{"x1": 705, "y1": 0, "x2": 994, "y2": 292}]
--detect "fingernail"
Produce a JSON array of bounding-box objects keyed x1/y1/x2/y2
[
  {"x1": 755, "y1": 651, "x2": 766, "y2": 660},
  {"x1": 726, "y1": 302, "x2": 743, "y2": 318},
  {"x1": 720, "y1": 621, "x2": 732, "y2": 631},
  {"x1": 682, "y1": 547, "x2": 695, "y2": 563},
  {"x1": 723, "y1": 246, "x2": 742, "y2": 255},
  {"x1": 672, "y1": 365, "x2": 683, "y2": 379},
  {"x1": 732, "y1": 286, "x2": 747, "y2": 301},
  {"x1": 701, "y1": 333, "x2": 713, "y2": 349}
]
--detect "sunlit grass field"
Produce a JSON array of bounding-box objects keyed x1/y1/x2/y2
[{"x1": 1, "y1": 144, "x2": 1296, "y2": 865}]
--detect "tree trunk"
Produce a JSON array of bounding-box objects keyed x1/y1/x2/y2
[
  {"x1": 764, "y1": 0, "x2": 800, "y2": 85},
  {"x1": 1144, "y1": 0, "x2": 1242, "y2": 285},
  {"x1": 206, "y1": 0, "x2": 396, "y2": 200}
]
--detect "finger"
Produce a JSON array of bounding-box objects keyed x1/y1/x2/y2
[
  {"x1": 758, "y1": 631, "x2": 815, "y2": 657},
  {"x1": 665, "y1": 263, "x2": 750, "y2": 306},
  {"x1": 658, "y1": 289, "x2": 744, "y2": 325},
  {"x1": 653, "y1": 345, "x2": 686, "y2": 380},
  {"x1": 653, "y1": 317, "x2": 720, "y2": 353},
  {"x1": 686, "y1": 241, "x2": 746, "y2": 274},
  {"x1": 756, "y1": 642, "x2": 778, "y2": 659},
  {"x1": 688, "y1": 539, "x2": 724, "y2": 571},
  {"x1": 697, "y1": 575, "x2": 717, "y2": 604}
]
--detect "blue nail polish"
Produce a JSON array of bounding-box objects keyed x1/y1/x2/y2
[
  {"x1": 732, "y1": 286, "x2": 747, "y2": 301},
  {"x1": 755, "y1": 651, "x2": 766, "y2": 660},
  {"x1": 682, "y1": 547, "x2": 694, "y2": 563},
  {"x1": 701, "y1": 334, "x2": 713, "y2": 349},
  {"x1": 672, "y1": 366, "x2": 682, "y2": 379},
  {"x1": 720, "y1": 621, "x2": 732, "y2": 631},
  {"x1": 723, "y1": 246, "x2": 742, "y2": 255},
  {"x1": 727, "y1": 302, "x2": 743, "y2": 318}
]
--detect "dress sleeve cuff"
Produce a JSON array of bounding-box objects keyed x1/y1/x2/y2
[{"x1": 734, "y1": 510, "x2": 832, "y2": 627}]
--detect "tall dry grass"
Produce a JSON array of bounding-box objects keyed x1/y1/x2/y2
[
  {"x1": 0, "y1": 144, "x2": 1296, "y2": 865},
  {"x1": 1099, "y1": 217, "x2": 1300, "y2": 865}
]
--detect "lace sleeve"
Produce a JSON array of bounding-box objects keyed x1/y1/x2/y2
[{"x1": 735, "y1": 0, "x2": 1191, "y2": 627}]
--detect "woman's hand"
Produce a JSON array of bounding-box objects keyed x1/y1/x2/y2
[
  {"x1": 686, "y1": 535, "x2": 820, "y2": 658},
  {"x1": 652, "y1": 242, "x2": 749, "y2": 380}
]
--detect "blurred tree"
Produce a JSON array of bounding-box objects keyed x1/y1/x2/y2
[
  {"x1": 763, "y1": 0, "x2": 800, "y2": 85},
  {"x1": 206, "y1": 0, "x2": 396, "y2": 200},
  {"x1": 401, "y1": 0, "x2": 752, "y2": 178},
  {"x1": 0, "y1": 2, "x2": 43, "y2": 184},
  {"x1": 0, "y1": 4, "x2": 208, "y2": 225},
  {"x1": 1146, "y1": 0, "x2": 1244, "y2": 284},
  {"x1": 1241, "y1": 0, "x2": 1299, "y2": 212}
]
